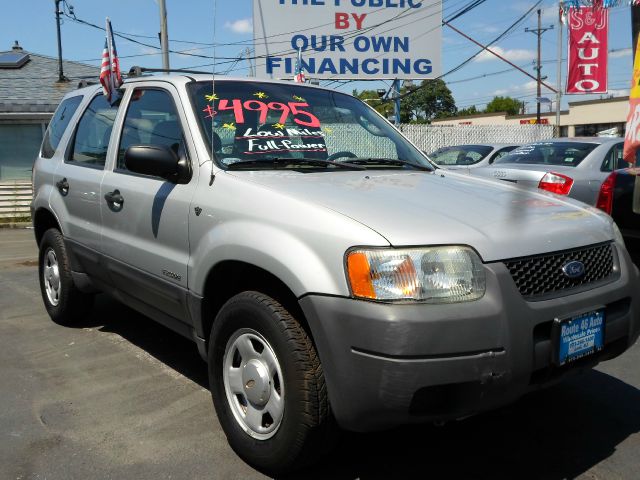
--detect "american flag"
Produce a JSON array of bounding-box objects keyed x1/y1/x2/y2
[
  {"x1": 293, "y1": 47, "x2": 306, "y2": 83},
  {"x1": 100, "y1": 18, "x2": 123, "y2": 102}
]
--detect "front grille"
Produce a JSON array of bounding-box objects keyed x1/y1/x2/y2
[{"x1": 504, "y1": 243, "x2": 615, "y2": 298}]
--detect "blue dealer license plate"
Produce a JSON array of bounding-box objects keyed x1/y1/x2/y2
[{"x1": 555, "y1": 309, "x2": 605, "y2": 366}]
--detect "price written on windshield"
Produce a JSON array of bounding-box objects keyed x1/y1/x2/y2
[{"x1": 205, "y1": 99, "x2": 321, "y2": 128}]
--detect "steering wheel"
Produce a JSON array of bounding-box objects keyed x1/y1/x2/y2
[{"x1": 327, "y1": 151, "x2": 357, "y2": 162}]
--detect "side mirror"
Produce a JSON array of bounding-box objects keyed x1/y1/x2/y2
[{"x1": 124, "y1": 145, "x2": 190, "y2": 183}]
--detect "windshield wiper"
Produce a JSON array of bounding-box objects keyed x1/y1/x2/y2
[
  {"x1": 341, "y1": 158, "x2": 432, "y2": 171},
  {"x1": 226, "y1": 158, "x2": 366, "y2": 170}
]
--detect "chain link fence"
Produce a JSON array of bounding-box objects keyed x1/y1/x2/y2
[
  {"x1": 214, "y1": 123, "x2": 555, "y2": 160},
  {"x1": 399, "y1": 124, "x2": 556, "y2": 153}
]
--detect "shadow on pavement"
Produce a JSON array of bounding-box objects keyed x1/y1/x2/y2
[
  {"x1": 284, "y1": 370, "x2": 640, "y2": 480},
  {"x1": 76, "y1": 295, "x2": 640, "y2": 480},
  {"x1": 80, "y1": 294, "x2": 209, "y2": 389}
]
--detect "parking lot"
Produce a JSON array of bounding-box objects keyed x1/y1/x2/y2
[{"x1": 1, "y1": 227, "x2": 640, "y2": 480}]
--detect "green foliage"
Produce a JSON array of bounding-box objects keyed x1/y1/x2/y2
[
  {"x1": 399, "y1": 79, "x2": 457, "y2": 123},
  {"x1": 456, "y1": 105, "x2": 479, "y2": 117},
  {"x1": 485, "y1": 96, "x2": 522, "y2": 116},
  {"x1": 353, "y1": 89, "x2": 393, "y2": 118}
]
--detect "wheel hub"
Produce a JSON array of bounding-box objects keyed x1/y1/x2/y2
[
  {"x1": 222, "y1": 329, "x2": 285, "y2": 440},
  {"x1": 43, "y1": 248, "x2": 61, "y2": 306},
  {"x1": 242, "y1": 359, "x2": 271, "y2": 406}
]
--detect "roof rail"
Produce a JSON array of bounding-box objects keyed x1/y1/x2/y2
[
  {"x1": 77, "y1": 79, "x2": 98, "y2": 88},
  {"x1": 128, "y1": 66, "x2": 214, "y2": 77}
]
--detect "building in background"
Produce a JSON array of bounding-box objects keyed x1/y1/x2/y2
[
  {"x1": 0, "y1": 41, "x2": 97, "y2": 182},
  {"x1": 433, "y1": 96, "x2": 629, "y2": 137}
]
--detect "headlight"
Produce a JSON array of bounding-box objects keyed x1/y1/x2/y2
[{"x1": 346, "y1": 246, "x2": 486, "y2": 303}]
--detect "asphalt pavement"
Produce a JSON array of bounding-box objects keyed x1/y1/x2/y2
[{"x1": 1, "y1": 228, "x2": 640, "y2": 480}]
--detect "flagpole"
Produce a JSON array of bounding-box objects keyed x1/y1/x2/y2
[{"x1": 106, "y1": 18, "x2": 114, "y2": 96}]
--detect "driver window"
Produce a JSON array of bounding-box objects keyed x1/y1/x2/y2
[{"x1": 117, "y1": 88, "x2": 185, "y2": 170}]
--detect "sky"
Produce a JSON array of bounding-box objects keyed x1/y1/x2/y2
[{"x1": 0, "y1": 0, "x2": 635, "y2": 113}]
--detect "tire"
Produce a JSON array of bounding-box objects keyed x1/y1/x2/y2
[
  {"x1": 209, "y1": 291, "x2": 336, "y2": 475},
  {"x1": 38, "y1": 228, "x2": 94, "y2": 325}
]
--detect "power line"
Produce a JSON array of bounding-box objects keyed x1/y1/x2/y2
[
  {"x1": 395, "y1": 0, "x2": 543, "y2": 103},
  {"x1": 64, "y1": 0, "x2": 464, "y2": 71}
]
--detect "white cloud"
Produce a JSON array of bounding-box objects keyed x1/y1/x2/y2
[
  {"x1": 610, "y1": 48, "x2": 632, "y2": 59},
  {"x1": 473, "y1": 23, "x2": 499, "y2": 34},
  {"x1": 138, "y1": 46, "x2": 159, "y2": 56},
  {"x1": 475, "y1": 46, "x2": 536, "y2": 63},
  {"x1": 540, "y1": 5, "x2": 560, "y2": 23},
  {"x1": 224, "y1": 18, "x2": 253, "y2": 34},
  {"x1": 491, "y1": 80, "x2": 539, "y2": 97},
  {"x1": 607, "y1": 88, "x2": 629, "y2": 97}
]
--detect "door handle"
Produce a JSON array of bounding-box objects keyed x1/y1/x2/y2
[
  {"x1": 104, "y1": 189, "x2": 124, "y2": 208},
  {"x1": 56, "y1": 178, "x2": 69, "y2": 195}
]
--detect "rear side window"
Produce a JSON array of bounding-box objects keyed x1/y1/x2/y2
[
  {"x1": 495, "y1": 142, "x2": 598, "y2": 167},
  {"x1": 68, "y1": 94, "x2": 120, "y2": 168},
  {"x1": 600, "y1": 143, "x2": 624, "y2": 172},
  {"x1": 41, "y1": 95, "x2": 83, "y2": 158}
]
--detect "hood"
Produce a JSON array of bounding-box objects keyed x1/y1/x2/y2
[{"x1": 227, "y1": 169, "x2": 613, "y2": 262}]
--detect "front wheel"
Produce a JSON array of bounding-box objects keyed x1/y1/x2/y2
[{"x1": 209, "y1": 291, "x2": 335, "y2": 474}]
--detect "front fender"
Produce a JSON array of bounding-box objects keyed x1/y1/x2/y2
[{"x1": 189, "y1": 218, "x2": 387, "y2": 298}]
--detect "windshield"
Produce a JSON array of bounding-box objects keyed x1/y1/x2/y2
[
  {"x1": 188, "y1": 81, "x2": 432, "y2": 170},
  {"x1": 494, "y1": 142, "x2": 599, "y2": 167},
  {"x1": 429, "y1": 145, "x2": 493, "y2": 166}
]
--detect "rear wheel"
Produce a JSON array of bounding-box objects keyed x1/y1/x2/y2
[
  {"x1": 38, "y1": 228, "x2": 93, "y2": 325},
  {"x1": 209, "y1": 291, "x2": 335, "y2": 474}
]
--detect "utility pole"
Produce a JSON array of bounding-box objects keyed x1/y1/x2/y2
[
  {"x1": 244, "y1": 48, "x2": 255, "y2": 77},
  {"x1": 158, "y1": 0, "x2": 170, "y2": 70},
  {"x1": 54, "y1": 0, "x2": 66, "y2": 82},
  {"x1": 555, "y1": 8, "x2": 563, "y2": 136},
  {"x1": 525, "y1": 9, "x2": 553, "y2": 124}
]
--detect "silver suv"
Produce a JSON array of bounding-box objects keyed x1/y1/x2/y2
[{"x1": 32, "y1": 74, "x2": 640, "y2": 474}]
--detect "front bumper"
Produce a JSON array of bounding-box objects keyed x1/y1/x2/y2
[{"x1": 299, "y1": 244, "x2": 640, "y2": 432}]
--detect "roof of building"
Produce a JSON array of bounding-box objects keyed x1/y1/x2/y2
[
  {"x1": 0, "y1": 41, "x2": 98, "y2": 114},
  {"x1": 567, "y1": 95, "x2": 630, "y2": 107}
]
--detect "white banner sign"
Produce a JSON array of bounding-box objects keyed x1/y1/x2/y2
[{"x1": 253, "y1": 0, "x2": 442, "y2": 80}]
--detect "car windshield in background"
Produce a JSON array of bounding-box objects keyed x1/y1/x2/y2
[
  {"x1": 188, "y1": 81, "x2": 432, "y2": 171},
  {"x1": 495, "y1": 142, "x2": 599, "y2": 167},
  {"x1": 429, "y1": 145, "x2": 493, "y2": 166}
]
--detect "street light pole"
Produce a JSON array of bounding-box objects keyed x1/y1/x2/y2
[
  {"x1": 393, "y1": 79, "x2": 401, "y2": 126},
  {"x1": 158, "y1": 0, "x2": 170, "y2": 70},
  {"x1": 54, "y1": 0, "x2": 66, "y2": 82}
]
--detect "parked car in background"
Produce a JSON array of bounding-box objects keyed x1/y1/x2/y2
[
  {"x1": 469, "y1": 138, "x2": 627, "y2": 205},
  {"x1": 597, "y1": 167, "x2": 640, "y2": 264},
  {"x1": 428, "y1": 144, "x2": 519, "y2": 173}
]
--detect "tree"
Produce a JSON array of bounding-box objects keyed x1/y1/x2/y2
[
  {"x1": 456, "y1": 105, "x2": 479, "y2": 117},
  {"x1": 399, "y1": 79, "x2": 457, "y2": 123},
  {"x1": 353, "y1": 89, "x2": 393, "y2": 118},
  {"x1": 485, "y1": 96, "x2": 522, "y2": 116}
]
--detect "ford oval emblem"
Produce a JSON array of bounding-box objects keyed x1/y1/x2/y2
[{"x1": 562, "y1": 260, "x2": 586, "y2": 279}]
